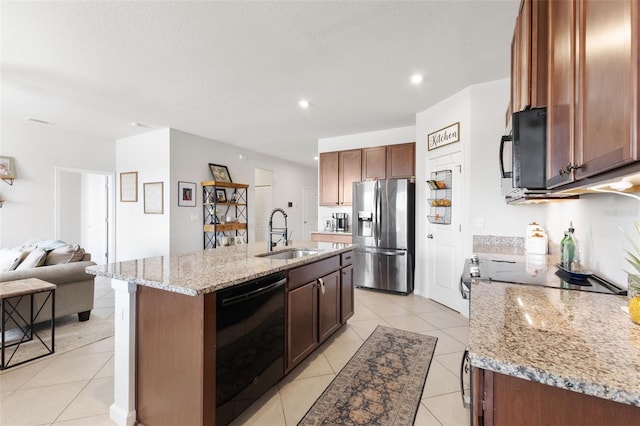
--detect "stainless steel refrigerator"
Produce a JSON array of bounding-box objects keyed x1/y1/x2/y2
[{"x1": 352, "y1": 179, "x2": 415, "y2": 294}]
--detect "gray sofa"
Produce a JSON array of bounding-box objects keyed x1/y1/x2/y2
[{"x1": 0, "y1": 253, "x2": 96, "y2": 327}]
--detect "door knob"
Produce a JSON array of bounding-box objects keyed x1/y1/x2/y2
[{"x1": 427, "y1": 234, "x2": 434, "y2": 239}]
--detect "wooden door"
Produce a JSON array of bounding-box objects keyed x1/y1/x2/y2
[
  {"x1": 319, "y1": 152, "x2": 339, "y2": 206},
  {"x1": 287, "y1": 282, "x2": 318, "y2": 369},
  {"x1": 575, "y1": 0, "x2": 637, "y2": 179},
  {"x1": 387, "y1": 142, "x2": 415, "y2": 179},
  {"x1": 340, "y1": 264, "x2": 354, "y2": 323},
  {"x1": 338, "y1": 149, "x2": 361, "y2": 206},
  {"x1": 547, "y1": 0, "x2": 576, "y2": 188},
  {"x1": 362, "y1": 146, "x2": 386, "y2": 180},
  {"x1": 531, "y1": 0, "x2": 548, "y2": 108},
  {"x1": 318, "y1": 271, "x2": 341, "y2": 343}
]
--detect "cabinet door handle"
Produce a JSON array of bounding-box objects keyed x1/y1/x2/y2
[{"x1": 318, "y1": 277, "x2": 325, "y2": 295}]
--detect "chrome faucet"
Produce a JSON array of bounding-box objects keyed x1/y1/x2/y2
[{"x1": 268, "y1": 208, "x2": 288, "y2": 251}]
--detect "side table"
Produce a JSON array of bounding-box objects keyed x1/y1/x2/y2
[{"x1": 1, "y1": 278, "x2": 56, "y2": 370}]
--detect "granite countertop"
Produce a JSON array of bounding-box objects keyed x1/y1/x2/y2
[
  {"x1": 86, "y1": 241, "x2": 354, "y2": 296},
  {"x1": 469, "y1": 280, "x2": 640, "y2": 407}
]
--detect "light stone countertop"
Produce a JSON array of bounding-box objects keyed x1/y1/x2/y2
[
  {"x1": 469, "y1": 280, "x2": 640, "y2": 407},
  {"x1": 86, "y1": 241, "x2": 354, "y2": 296}
]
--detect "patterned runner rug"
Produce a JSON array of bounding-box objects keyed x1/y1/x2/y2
[{"x1": 298, "y1": 325, "x2": 437, "y2": 426}]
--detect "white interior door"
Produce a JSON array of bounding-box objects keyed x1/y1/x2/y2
[
  {"x1": 254, "y1": 186, "x2": 273, "y2": 242},
  {"x1": 427, "y1": 152, "x2": 464, "y2": 312},
  {"x1": 303, "y1": 187, "x2": 318, "y2": 240},
  {"x1": 56, "y1": 167, "x2": 114, "y2": 265}
]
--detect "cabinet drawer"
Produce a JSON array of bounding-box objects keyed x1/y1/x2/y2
[
  {"x1": 341, "y1": 251, "x2": 354, "y2": 266},
  {"x1": 288, "y1": 256, "x2": 340, "y2": 290}
]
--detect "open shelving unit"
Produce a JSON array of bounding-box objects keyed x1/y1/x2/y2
[
  {"x1": 427, "y1": 169, "x2": 452, "y2": 225},
  {"x1": 201, "y1": 181, "x2": 249, "y2": 249}
]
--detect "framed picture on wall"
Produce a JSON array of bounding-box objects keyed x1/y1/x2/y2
[
  {"x1": 120, "y1": 171, "x2": 138, "y2": 202},
  {"x1": 0, "y1": 156, "x2": 16, "y2": 180},
  {"x1": 208, "y1": 163, "x2": 232, "y2": 183},
  {"x1": 144, "y1": 182, "x2": 164, "y2": 214},
  {"x1": 178, "y1": 181, "x2": 196, "y2": 207}
]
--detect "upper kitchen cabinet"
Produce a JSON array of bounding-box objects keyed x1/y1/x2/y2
[
  {"x1": 386, "y1": 142, "x2": 415, "y2": 179},
  {"x1": 511, "y1": 0, "x2": 548, "y2": 114},
  {"x1": 362, "y1": 147, "x2": 386, "y2": 180},
  {"x1": 319, "y1": 149, "x2": 361, "y2": 206},
  {"x1": 547, "y1": 0, "x2": 639, "y2": 187},
  {"x1": 361, "y1": 143, "x2": 416, "y2": 181}
]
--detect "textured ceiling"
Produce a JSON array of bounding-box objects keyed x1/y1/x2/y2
[{"x1": 1, "y1": 1, "x2": 519, "y2": 167}]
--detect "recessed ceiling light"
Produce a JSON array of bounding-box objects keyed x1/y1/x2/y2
[
  {"x1": 131, "y1": 122, "x2": 148, "y2": 128},
  {"x1": 410, "y1": 74, "x2": 424, "y2": 84},
  {"x1": 25, "y1": 117, "x2": 54, "y2": 125},
  {"x1": 313, "y1": 156, "x2": 318, "y2": 161},
  {"x1": 299, "y1": 100, "x2": 310, "y2": 109}
]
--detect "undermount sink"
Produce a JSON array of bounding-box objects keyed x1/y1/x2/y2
[{"x1": 257, "y1": 249, "x2": 319, "y2": 260}]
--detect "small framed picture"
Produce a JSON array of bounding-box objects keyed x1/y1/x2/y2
[
  {"x1": 215, "y1": 188, "x2": 227, "y2": 203},
  {"x1": 144, "y1": 182, "x2": 164, "y2": 214},
  {"x1": 120, "y1": 171, "x2": 138, "y2": 202},
  {"x1": 178, "y1": 181, "x2": 196, "y2": 207},
  {"x1": 0, "y1": 156, "x2": 16, "y2": 179},
  {"x1": 229, "y1": 191, "x2": 238, "y2": 203},
  {"x1": 208, "y1": 163, "x2": 232, "y2": 183}
]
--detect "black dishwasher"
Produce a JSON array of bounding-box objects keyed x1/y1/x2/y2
[{"x1": 216, "y1": 271, "x2": 286, "y2": 425}]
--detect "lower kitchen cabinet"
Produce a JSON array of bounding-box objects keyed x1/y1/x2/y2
[
  {"x1": 287, "y1": 281, "x2": 318, "y2": 368},
  {"x1": 340, "y1": 257, "x2": 354, "y2": 323},
  {"x1": 317, "y1": 270, "x2": 341, "y2": 342},
  {"x1": 286, "y1": 253, "x2": 354, "y2": 372},
  {"x1": 473, "y1": 368, "x2": 640, "y2": 426}
]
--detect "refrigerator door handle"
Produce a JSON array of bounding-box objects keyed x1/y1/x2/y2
[
  {"x1": 376, "y1": 182, "x2": 382, "y2": 246},
  {"x1": 355, "y1": 248, "x2": 405, "y2": 256}
]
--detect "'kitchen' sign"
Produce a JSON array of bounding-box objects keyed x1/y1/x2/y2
[{"x1": 427, "y1": 122, "x2": 460, "y2": 151}]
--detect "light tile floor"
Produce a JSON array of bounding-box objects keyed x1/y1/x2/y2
[{"x1": 0, "y1": 277, "x2": 470, "y2": 425}]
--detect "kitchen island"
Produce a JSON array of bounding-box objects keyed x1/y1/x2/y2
[
  {"x1": 469, "y1": 280, "x2": 640, "y2": 425},
  {"x1": 87, "y1": 241, "x2": 354, "y2": 426}
]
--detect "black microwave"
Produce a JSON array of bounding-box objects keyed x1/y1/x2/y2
[{"x1": 500, "y1": 107, "x2": 547, "y2": 192}]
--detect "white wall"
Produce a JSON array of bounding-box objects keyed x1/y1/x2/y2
[
  {"x1": 467, "y1": 80, "x2": 544, "y2": 246},
  {"x1": 115, "y1": 128, "x2": 317, "y2": 258},
  {"x1": 116, "y1": 129, "x2": 171, "y2": 261},
  {"x1": 0, "y1": 117, "x2": 115, "y2": 247},
  {"x1": 317, "y1": 125, "x2": 416, "y2": 230},
  {"x1": 415, "y1": 86, "x2": 471, "y2": 298}
]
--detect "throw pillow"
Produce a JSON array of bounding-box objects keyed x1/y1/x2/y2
[
  {"x1": 37, "y1": 239, "x2": 69, "y2": 251},
  {"x1": 45, "y1": 244, "x2": 86, "y2": 265},
  {"x1": 0, "y1": 249, "x2": 27, "y2": 271},
  {"x1": 15, "y1": 248, "x2": 47, "y2": 270}
]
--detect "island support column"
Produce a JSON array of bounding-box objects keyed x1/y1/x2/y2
[{"x1": 110, "y1": 279, "x2": 137, "y2": 426}]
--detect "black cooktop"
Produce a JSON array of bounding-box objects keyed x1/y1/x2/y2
[{"x1": 462, "y1": 257, "x2": 626, "y2": 295}]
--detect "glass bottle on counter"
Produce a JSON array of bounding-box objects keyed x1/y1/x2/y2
[{"x1": 561, "y1": 223, "x2": 576, "y2": 270}]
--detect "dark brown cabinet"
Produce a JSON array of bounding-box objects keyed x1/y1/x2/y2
[
  {"x1": 473, "y1": 368, "x2": 640, "y2": 426},
  {"x1": 511, "y1": 0, "x2": 548, "y2": 115},
  {"x1": 317, "y1": 270, "x2": 341, "y2": 342},
  {"x1": 322, "y1": 143, "x2": 415, "y2": 205},
  {"x1": 547, "y1": 0, "x2": 639, "y2": 187},
  {"x1": 285, "y1": 252, "x2": 354, "y2": 371},
  {"x1": 340, "y1": 264, "x2": 354, "y2": 324},
  {"x1": 286, "y1": 255, "x2": 343, "y2": 371},
  {"x1": 319, "y1": 150, "x2": 361, "y2": 206}
]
